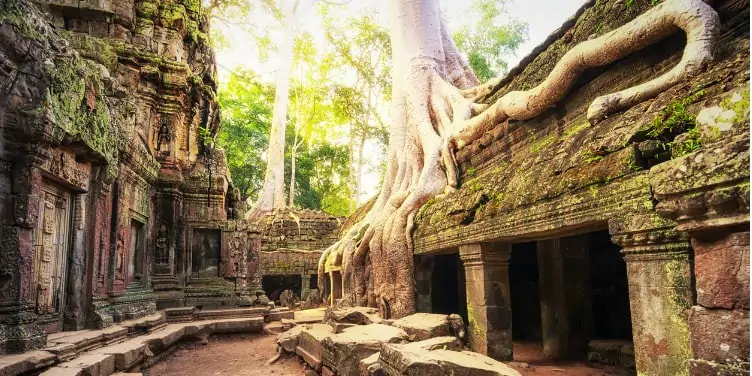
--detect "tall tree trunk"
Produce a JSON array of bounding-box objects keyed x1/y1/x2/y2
[
  {"x1": 289, "y1": 143, "x2": 297, "y2": 208},
  {"x1": 318, "y1": 0, "x2": 479, "y2": 319},
  {"x1": 245, "y1": 8, "x2": 296, "y2": 220}
]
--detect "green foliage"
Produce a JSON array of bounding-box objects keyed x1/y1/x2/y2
[
  {"x1": 672, "y1": 127, "x2": 702, "y2": 158},
  {"x1": 216, "y1": 69, "x2": 273, "y2": 201},
  {"x1": 453, "y1": 0, "x2": 529, "y2": 82}
]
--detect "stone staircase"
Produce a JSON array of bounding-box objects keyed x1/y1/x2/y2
[{"x1": 0, "y1": 306, "x2": 289, "y2": 376}]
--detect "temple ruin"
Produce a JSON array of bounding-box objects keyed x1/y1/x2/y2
[{"x1": 0, "y1": 0, "x2": 749, "y2": 375}]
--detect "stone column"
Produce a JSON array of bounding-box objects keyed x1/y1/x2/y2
[
  {"x1": 301, "y1": 273, "x2": 311, "y2": 299},
  {"x1": 0, "y1": 156, "x2": 47, "y2": 353},
  {"x1": 649, "y1": 135, "x2": 750, "y2": 375},
  {"x1": 459, "y1": 243, "x2": 513, "y2": 361},
  {"x1": 611, "y1": 213, "x2": 692, "y2": 376},
  {"x1": 536, "y1": 235, "x2": 593, "y2": 359}
]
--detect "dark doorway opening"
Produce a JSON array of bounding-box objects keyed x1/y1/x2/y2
[
  {"x1": 589, "y1": 231, "x2": 632, "y2": 339},
  {"x1": 510, "y1": 241, "x2": 542, "y2": 342},
  {"x1": 263, "y1": 274, "x2": 302, "y2": 303},
  {"x1": 191, "y1": 229, "x2": 220, "y2": 277},
  {"x1": 430, "y1": 253, "x2": 467, "y2": 324},
  {"x1": 309, "y1": 274, "x2": 318, "y2": 290}
]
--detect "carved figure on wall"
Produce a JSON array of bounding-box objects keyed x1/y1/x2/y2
[
  {"x1": 156, "y1": 119, "x2": 171, "y2": 159},
  {"x1": 115, "y1": 225, "x2": 126, "y2": 278},
  {"x1": 226, "y1": 233, "x2": 246, "y2": 278},
  {"x1": 155, "y1": 223, "x2": 169, "y2": 265}
]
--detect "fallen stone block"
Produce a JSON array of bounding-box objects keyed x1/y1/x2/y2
[
  {"x1": 326, "y1": 307, "x2": 381, "y2": 326},
  {"x1": 359, "y1": 352, "x2": 384, "y2": 376},
  {"x1": 213, "y1": 317, "x2": 264, "y2": 334},
  {"x1": 587, "y1": 339, "x2": 635, "y2": 369},
  {"x1": 323, "y1": 324, "x2": 408, "y2": 376},
  {"x1": 0, "y1": 350, "x2": 57, "y2": 375},
  {"x1": 296, "y1": 324, "x2": 335, "y2": 371},
  {"x1": 269, "y1": 307, "x2": 295, "y2": 321},
  {"x1": 391, "y1": 313, "x2": 452, "y2": 342},
  {"x1": 53, "y1": 353, "x2": 116, "y2": 376},
  {"x1": 90, "y1": 339, "x2": 147, "y2": 371},
  {"x1": 379, "y1": 343, "x2": 521, "y2": 376},
  {"x1": 278, "y1": 325, "x2": 309, "y2": 353},
  {"x1": 139, "y1": 324, "x2": 186, "y2": 353},
  {"x1": 333, "y1": 323, "x2": 358, "y2": 334}
]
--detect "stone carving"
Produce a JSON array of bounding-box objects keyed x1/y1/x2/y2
[
  {"x1": 155, "y1": 223, "x2": 169, "y2": 265},
  {"x1": 115, "y1": 224, "x2": 127, "y2": 279}
]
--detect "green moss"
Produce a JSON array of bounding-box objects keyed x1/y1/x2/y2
[
  {"x1": 466, "y1": 167, "x2": 477, "y2": 177},
  {"x1": 0, "y1": 1, "x2": 43, "y2": 41},
  {"x1": 63, "y1": 32, "x2": 119, "y2": 71},
  {"x1": 530, "y1": 134, "x2": 557, "y2": 153},
  {"x1": 719, "y1": 88, "x2": 750, "y2": 125},
  {"x1": 46, "y1": 57, "x2": 121, "y2": 166},
  {"x1": 563, "y1": 121, "x2": 590, "y2": 138}
]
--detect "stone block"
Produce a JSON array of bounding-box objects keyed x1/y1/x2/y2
[
  {"x1": 692, "y1": 232, "x2": 750, "y2": 310},
  {"x1": 0, "y1": 350, "x2": 56, "y2": 375},
  {"x1": 358, "y1": 352, "x2": 383, "y2": 376},
  {"x1": 295, "y1": 324, "x2": 335, "y2": 371},
  {"x1": 213, "y1": 318, "x2": 264, "y2": 334},
  {"x1": 326, "y1": 307, "x2": 381, "y2": 326},
  {"x1": 278, "y1": 325, "x2": 309, "y2": 353},
  {"x1": 269, "y1": 307, "x2": 295, "y2": 321},
  {"x1": 587, "y1": 339, "x2": 635, "y2": 369},
  {"x1": 322, "y1": 324, "x2": 407, "y2": 376},
  {"x1": 379, "y1": 343, "x2": 521, "y2": 376},
  {"x1": 689, "y1": 306, "x2": 749, "y2": 370},
  {"x1": 391, "y1": 313, "x2": 452, "y2": 342},
  {"x1": 56, "y1": 353, "x2": 116, "y2": 376},
  {"x1": 140, "y1": 324, "x2": 186, "y2": 353},
  {"x1": 90, "y1": 339, "x2": 147, "y2": 370}
]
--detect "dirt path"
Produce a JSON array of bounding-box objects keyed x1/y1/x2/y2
[
  {"x1": 144, "y1": 333, "x2": 306, "y2": 376},
  {"x1": 143, "y1": 332, "x2": 633, "y2": 376}
]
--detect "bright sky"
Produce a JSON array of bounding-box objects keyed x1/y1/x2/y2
[
  {"x1": 213, "y1": 0, "x2": 587, "y2": 203},
  {"x1": 215, "y1": 0, "x2": 587, "y2": 81}
]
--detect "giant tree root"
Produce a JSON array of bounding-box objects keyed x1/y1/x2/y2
[{"x1": 318, "y1": 0, "x2": 719, "y2": 320}]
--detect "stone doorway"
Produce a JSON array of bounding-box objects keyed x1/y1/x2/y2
[
  {"x1": 33, "y1": 181, "x2": 73, "y2": 332},
  {"x1": 191, "y1": 229, "x2": 221, "y2": 278},
  {"x1": 510, "y1": 242, "x2": 542, "y2": 343},
  {"x1": 430, "y1": 253, "x2": 467, "y2": 324},
  {"x1": 263, "y1": 274, "x2": 302, "y2": 303},
  {"x1": 129, "y1": 219, "x2": 146, "y2": 283}
]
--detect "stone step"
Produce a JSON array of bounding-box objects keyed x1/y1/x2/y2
[{"x1": 0, "y1": 316, "x2": 265, "y2": 376}]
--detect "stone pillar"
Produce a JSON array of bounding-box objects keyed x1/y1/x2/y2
[
  {"x1": 649, "y1": 135, "x2": 749, "y2": 375},
  {"x1": 611, "y1": 214, "x2": 692, "y2": 376},
  {"x1": 0, "y1": 157, "x2": 47, "y2": 353},
  {"x1": 459, "y1": 243, "x2": 513, "y2": 361},
  {"x1": 536, "y1": 235, "x2": 593, "y2": 359},
  {"x1": 301, "y1": 273, "x2": 311, "y2": 299}
]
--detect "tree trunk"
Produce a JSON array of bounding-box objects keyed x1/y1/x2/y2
[
  {"x1": 318, "y1": 0, "x2": 478, "y2": 319},
  {"x1": 245, "y1": 7, "x2": 296, "y2": 220}
]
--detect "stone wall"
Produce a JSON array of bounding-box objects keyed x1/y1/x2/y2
[
  {"x1": 0, "y1": 0, "x2": 250, "y2": 353},
  {"x1": 254, "y1": 209, "x2": 341, "y2": 252}
]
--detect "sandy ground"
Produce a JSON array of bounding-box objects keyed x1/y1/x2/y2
[
  {"x1": 144, "y1": 331, "x2": 634, "y2": 376},
  {"x1": 143, "y1": 333, "x2": 306, "y2": 376}
]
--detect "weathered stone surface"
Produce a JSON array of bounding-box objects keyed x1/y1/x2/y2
[
  {"x1": 587, "y1": 340, "x2": 635, "y2": 369},
  {"x1": 278, "y1": 325, "x2": 309, "y2": 353},
  {"x1": 322, "y1": 324, "x2": 408, "y2": 376},
  {"x1": 213, "y1": 317, "x2": 264, "y2": 334},
  {"x1": 689, "y1": 306, "x2": 749, "y2": 374},
  {"x1": 296, "y1": 324, "x2": 335, "y2": 371},
  {"x1": 391, "y1": 313, "x2": 452, "y2": 342},
  {"x1": 379, "y1": 341, "x2": 521, "y2": 376},
  {"x1": 692, "y1": 232, "x2": 750, "y2": 310},
  {"x1": 0, "y1": 350, "x2": 57, "y2": 375},
  {"x1": 54, "y1": 353, "x2": 116, "y2": 376},
  {"x1": 359, "y1": 352, "x2": 383, "y2": 376},
  {"x1": 269, "y1": 307, "x2": 295, "y2": 321},
  {"x1": 90, "y1": 339, "x2": 146, "y2": 370},
  {"x1": 326, "y1": 307, "x2": 382, "y2": 326}
]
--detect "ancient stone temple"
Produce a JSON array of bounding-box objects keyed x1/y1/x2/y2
[
  {"x1": 255, "y1": 209, "x2": 340, "y2": 306},
  {"x1": 403, "y1": 1, "x2": 749, "y2": 375},
  {"x1": 0, "y1": 0, "x2": 262, "y2": 354}
]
